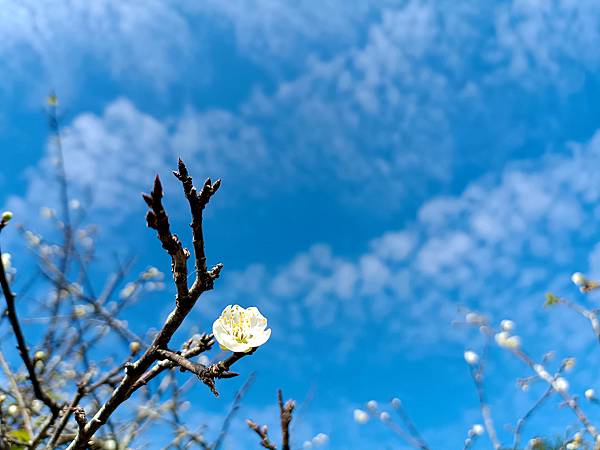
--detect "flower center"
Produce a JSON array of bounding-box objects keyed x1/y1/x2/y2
[{"x1": 222, "y1": 309, "x2": 253, "y2": 343}]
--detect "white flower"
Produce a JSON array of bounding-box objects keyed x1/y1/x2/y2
[
  {"x1": 1, "y1": 211, "x2": 12, "y2": 222},
  {"x1": 495, "y1": 332, "x2": 520, "y2": 349},
  {"x1": 564, "y1": 357, "x2": 576, "y2": 372},
  {"x1": 103, "y1": 439, "x2": 117, "y2": 450},
  {"x1": 353, "y1": 409, "x2": 369, "y2": 424},
  {"x1": 303, "y1": 442, "x2": 313, "y2": 449},
  {"x1": 471, "y1": 424, "x2": 485, "y2": 436},
  {"x1": 572, "y1": 272, "x2": 586, "y2": 286},
  {"x1": 7, "y1": 404, "x2": 18, "y2": 416},
  {"x1": 504, "y1": 336, "x2": 521, "y2": 349},
  {"x1": 585, "y1": 388, "x2": 595, "y2": 400},
  {"x1": 1, "y1": 253, "x2": 11, "y2": 270},
  {"x1": 366, "y1": 400, "x2": 378, "y2": 411},
  {"x1": 212, "y1": 305, "x2": 271, "y2": 353},
  {"x1": 391, "y1": 397, "x2": 402, "y2": 409},
  {"x1": 494, "y1": 331, "x2": 509, "y2": 346},
  {"x1": 466, "y1": 312, "x2": 484, "y2": 324},
  {"x1": 464, "y1": 350, "x2": 479, "y2": 365},
  {"x1": 379, "y1": 411, "x2": 390, "y2": 421},
  {"x1": 312, "y1": 433, "x2": 329, "y2": 445},
  {"x1": 500, "y1": 319, "x2": 515, "y2": 332},
  {"x1": 554, "y1": 377, "x2": 569, "y2": 392}
]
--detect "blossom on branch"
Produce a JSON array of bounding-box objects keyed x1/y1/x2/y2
[{"x1": 213, "y1": 304, "x2": 271, "y2": 353}]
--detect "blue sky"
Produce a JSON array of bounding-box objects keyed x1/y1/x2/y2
[{"x1": 5, "y1": 1, "x2": 600, "y2": 448}]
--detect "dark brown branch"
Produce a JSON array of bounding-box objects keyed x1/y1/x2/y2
[
  {"x1": 278, "y1": 390, "x2": 295, "y2": 450},
  {"x1": 247, "y1": 390, "x2": 295, "y2": 450},
  {"x1": 155, "y1": 347, "x2": 255, "y2": 396},
  {"x1": 143, "y1": 174, "x2": 190, "y2": 302},
  {"x1": 247, "y1": 419, "x2": 277, "y2": 450},
  {"x1": 0, "y1": 238, "x2": 60, "y2": 416},
  {"x1": 67, "y1": 161, "x2": 228, "y2": 449},
  {"x1": 173, "y1": 159, "x2": 221, "y2": 298}
]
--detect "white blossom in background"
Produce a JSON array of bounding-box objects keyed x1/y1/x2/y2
[
  {"x1": 466, "y1": 312, "x2": 485, "y2": 324},
  {"x1": 379, "y1": 411, "x2": 390, "y2": 421},
  {"x1": 564, "y1": 357, "x2": 576, "y2": 372},
  {"x1": 554, "y1": 377, "x2": 569, "y2": 392},
  {"x1": 571, "y1": 272, "x2": 586, "y2": 286},
  {"x1": 1, "y1": 253, "x2": 12, "y2": 270},
  {"x1": 212, "y1": 305, "x2": 271, "y2": 353},
  {"x1": 391, "y1": 397, "x2": 401, "y2": 409},
  {"x1": 103, "y1": 439, "x2": 117, "y2": 450},
  {"x1": 500, "y1": 319, "x2": 514, "y2": 332},
  {"x1": 312, "y1": 433, "x2": 329, "y2": 446},
  {"x1": 366, "y1": 400, "x2": 378, "y2": 411},
  {"x1": 353, "y1": 409, "x2": 369, "y2": 424},
  {"x1": 464, "y1": 350, "x2": 479, "y2": 365},
  {"x1": 471, "y1": 424, "x2": 484, "y2": 436},
  {"x1": 585, "y1": 388, "x2": 595, "y2": 400},
  {"x1": 495, "y1": 331, "x2": 520, "y2": 349}
]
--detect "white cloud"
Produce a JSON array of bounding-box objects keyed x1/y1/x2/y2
[{"x1": 208, "y1": 129, "x2": 600, "y2": 360}]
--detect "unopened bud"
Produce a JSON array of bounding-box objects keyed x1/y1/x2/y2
[{"x1": 129, "y1": 341, "x2": 141, "y2": 354}]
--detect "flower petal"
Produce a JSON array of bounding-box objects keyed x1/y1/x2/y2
[{"x1": 248, "y1": 328, "x2": 271, "y2": 348}]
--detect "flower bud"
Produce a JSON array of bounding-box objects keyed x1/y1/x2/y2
[
  {"x1": 129, "y1": 341, "x2": 141, "y2": 355},
  {"x1": 464, "y1": 350, "x2": 479, "y2": 365},
  {"x1": 571, "y1": 272, "x2": 586, "y2": 286},
  {"x1": 471, "y1": 424, "x2": 484, "y2": 436},
  {"x1": 353, "y1": 409, "x2": 369, "y2": 424},
  {"x1": 585, "y1": 388, "x2": 595, "y2": 400}
]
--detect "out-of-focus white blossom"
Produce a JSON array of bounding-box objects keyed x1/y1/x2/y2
[
  {"x1": 500, "y1": 319, "x2": 515, "y2": 332},
  {"x1": 391, "y1": 397, "x2": 401, "y2": 409},
  {"x1": 366, "y1": 400, "x2": 378, "y2": 411},
  {"x1": 7, "y1": 404, "x2": 18, "y2": 416},
  {"x1": 40, "y1": 207, "x2": 55, "y2": 219},
  {"x1": 142, "y1": 266, "x2": 162, "y2": 280},
  {"x1": 212, "y1": 305, "x2": 271, "y2": 353},
  {"x1": 464, "y1": 350, "x2": 479, "y2": 365},
  {"x1": 120, "y1": 282, "x2": 137, "y2": 299},
  {"x1": 103, "y1": 439, "x2": 117, "y2": 450},
  {"x1": 69, "y1": 199, "x2": 81, "y2": 210},
  {"x1": 312, "y1": 433, "x2": 329, "y2": 445},
  {"x1": 129, "y1": 341, "x2": 141, "y2": 354},
  {"x1": 34, "y1": 350, "x2": 46, "y2": 361},
  {"x1": 533, "y1": 364, "x2": 552, "y2": 382},
  {"x1": 585, "y1": 388, "x2": 595, "y2": 400},
  {"x1": 74, "y1": 304, "x2": 90, "y2": 318},
  {"x1": 24, "y1": 231, "x2": 41, "y2": 246},
  {"x1": 572, "y1": 272, "x2": 586, "y2": 286},
  {"x1": 564, "y1": 358, "x2": 576, "y2": 372},
  {"x1": 466, "y1": 312, "x2": 485, "y2": 324},
  {"x1": 303, "y1": 442, "x2": 313, "y2": 449},
  {"x1": 353, "y1": 409, "x2": 369, "y2": 424},
  {"x1": 495, "y1": 332, "x2": 520, "y2": 349},
  {"x1": 471, "y1": 424, "x2": 484, "y2": 435},
  {"x1": 554, "y1": 377, "x2": 569, "y2": 392},
  {"x1": 1, "y1": 211, "x2": 13, "y2": 222},
  {"x1": 379, "y1": 411, "x2": 390, "y2": 421},
  {"x1": 1, "y1": 253, "x2": 11, "y2": 270}
]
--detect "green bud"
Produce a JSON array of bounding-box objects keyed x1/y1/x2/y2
[{"x1": 1, "y1": 211, "x2": 12, "y2": 222}]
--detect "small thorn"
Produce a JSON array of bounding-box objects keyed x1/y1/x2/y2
[
  {"x1": 142, "y1": 193, "x2": 153, "y2": 207},
  {"x1": 153, "y1": 175, "x2": 163, "y2": 196}
]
